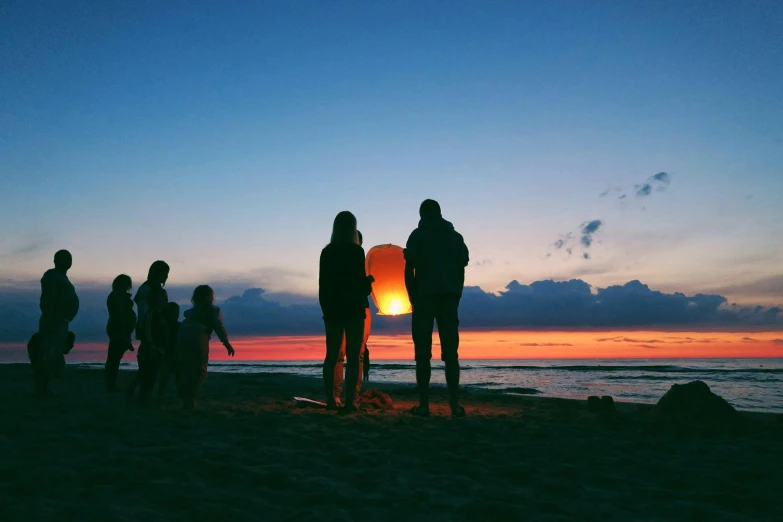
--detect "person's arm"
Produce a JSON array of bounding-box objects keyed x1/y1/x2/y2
[
  {"x1": 458, "y1": 234, "x2": 469, "y2": 268},
  {"x1": 457, "y1": 233, "x2": 469, "y2": 289},
  {"x1": 212, "y1": 307, "x2": 234, "y2": 356},
  {"x1": 318, "y1": 249, "x2": 329, "y2": 314},
  {"x1": 39, "y1": 272, "x2": 55, "y2": 317},
  {"x1": 65, "y1": 281, "x2": 79, "y2": 321},
  {"x1": 404, "y1": 231, "x2": 419, "y2": 305},
  {"x1": 351, "y1": 246, "x2": 371, "y2": 298}
]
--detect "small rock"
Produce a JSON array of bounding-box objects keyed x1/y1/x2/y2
[{"x1": 601, "y1": 395, "x2": 616, "y2": 413}]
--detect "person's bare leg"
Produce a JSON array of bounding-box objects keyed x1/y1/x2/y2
[
  {"x1": 334, "y1": 334, "x2": 346, "y2": 405},
  {"x1": 342, "y1": 318, "x2": 365, "y2": 411},
  {"x1": 323, "y1": 322, "x2": 343, "y2": 409}
]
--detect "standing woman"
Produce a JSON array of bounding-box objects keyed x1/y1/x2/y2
[
  {"x1": 319, "y1": 211, "x2": 373, "y2": 412},
  {"x1": 176, "y1": 285, "x2": 235, "y2": 410},
  {"x1": 104, "y1": 274, "x2": 136, "y2": 392},
  {"x1": 333, "y1": 230, "x2": 373, "y2": 406},
  {"x1": 127, "y1": 260, "x2": 169, "y2": 402}
]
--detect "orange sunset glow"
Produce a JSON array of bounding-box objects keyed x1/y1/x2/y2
[
  {"x1": 69, "y1": 330, "x2": 761, "y2": 362},
  {"x1": 8, "y1": 331, "x2": 779, "y2": 364},
  {"x1": 214, "y1": 331, "x2": 783, "y2": 360}
]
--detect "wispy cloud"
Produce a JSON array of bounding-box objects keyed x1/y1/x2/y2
[
  {"x1": 549, "y1": 221, "x2": 602, "y2": 261},
  {"x1": 519, "y1": 342, "x2": 573, "y2": 347},
  {"x1": 606, "y1": 171, "x2": 672, "y2": 201},
  {"x1": 580, "y1": 220, "x2": 603, "y2": 248},
  {"x1": 0, "y1": 238, "x2": 53, "y2": 260}
]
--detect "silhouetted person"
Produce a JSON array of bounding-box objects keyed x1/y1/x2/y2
[
  {"x1": 405, "y1": 199, "x2": 469, "y2": 417},
  {"x1": 319, "y1": 211, "x2": 373, "y2": 412},
  {"x1": 157, "y1": 302, "x2": 181, "y2": 398},
  {"x1": 176, "y1": 285, "x2": 234, "y2": 410},
  {"x1": 134, "y1": 260, "x2": 170, "y2": 338},
  {"x1": 36, "y1": 250, "x2": 79, "y2": 397},
  {"x1": 127, "y1": 261, "x2": 170, "y2": 404},
  {"x1": 363, "y1": 347, "x2": 370, "y2": 382},
  {"x1": 104, "y1": 274, "x2": 136, "y2": 392},
  {"x1": 127, "y1": 286, "x2": 168, "y2": 406},
  {"x1": 334, "y1": 230, "x2": 373, "y2": 405}
]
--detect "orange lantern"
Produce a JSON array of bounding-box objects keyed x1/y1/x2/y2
[{"x1": 365, "y1": 244, "x2": 412, "y2": 316}]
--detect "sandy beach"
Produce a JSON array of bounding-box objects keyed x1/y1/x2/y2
[{"x1": 1, "y1": 364, "x2": 781, "y2": 522}]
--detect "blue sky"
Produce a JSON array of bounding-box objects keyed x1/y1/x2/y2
[{"x1": 2, "y1": 1, "x2": 782, "y2": 305}]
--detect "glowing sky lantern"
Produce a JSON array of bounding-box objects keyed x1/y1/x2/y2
[{"x1": 365, "y1": 244, "x2": 412, "y2": 316}]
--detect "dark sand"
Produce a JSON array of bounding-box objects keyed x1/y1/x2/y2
[{"x1": 1, "y1": 364, "x2": 782, "y2": 521}]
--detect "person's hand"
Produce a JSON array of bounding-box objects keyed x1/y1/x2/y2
[
  {"x1": 225, "y1": 343, "x2": 235, "y2": 357},
  {"x1": 367, "y1": 275, "x2": 375, "y2": 284}
]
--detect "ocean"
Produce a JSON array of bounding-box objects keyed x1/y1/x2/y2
[{"x1": 62, "y1": 357, "x2": 783, "y2": 413}]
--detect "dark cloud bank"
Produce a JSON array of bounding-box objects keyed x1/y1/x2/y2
[{"x1": 1, "y1": 278, "x2": 781, "y2": 342}]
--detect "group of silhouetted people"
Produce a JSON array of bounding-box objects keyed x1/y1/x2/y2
[
  {"x1": 320, "y1": 199, "x2": 469, "y2": 416},
  {"x1": 115, "y1": 262, "x2": 236, "y2": 409},
  {"x1": 29, "y1": 255, "x2": 235, "y2": 410},
  {"x1": 29, "y1": 198, "x2": 468, "y2": 416}
]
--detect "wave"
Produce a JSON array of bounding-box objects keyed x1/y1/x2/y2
[{"x1": 501, "y1": 387, "x2": 541, "y2": 395}]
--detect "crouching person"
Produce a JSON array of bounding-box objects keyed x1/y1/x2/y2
[{"x1": 176, "y1": 285, "x2": 234, "y2": 410}]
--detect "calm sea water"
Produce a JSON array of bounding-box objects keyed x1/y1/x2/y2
[{"x1": 62, "y1": 357, "x2": 783, "y2": 413}]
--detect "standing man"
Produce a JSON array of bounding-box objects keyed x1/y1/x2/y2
[
  {"x1": 36, "y1": 249, "x2": 79, "y2": 397},
  {"x1": 404, "y1": 199, "x2": 469, "y2": 417}
]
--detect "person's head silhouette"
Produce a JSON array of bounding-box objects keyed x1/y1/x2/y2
[
  {"x1": 330, "y1": 211, "x2": 359, "y2": 245},
  {"x1": 419, "y1": 199, "x2": 442, "y2": 219},
  {"x1": 147, "y1": 260, "x2": 170, "y2": 286},
  {"x1": 191, "y1": 285, "x2": 215, "y2": 307},
  {"x1": 164, "y1": 302, "x2": 180, "y2": 323},
  {"x1": 112, "y1": 274, "x2": 132, "y2": 293},
  {"x1": 54, "y1": 250, "x2": 73, "y2": 272}
]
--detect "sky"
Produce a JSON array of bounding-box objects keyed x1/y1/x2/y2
[{"x1": 1, "y1": 1, "x2": 782, "y2": 348}]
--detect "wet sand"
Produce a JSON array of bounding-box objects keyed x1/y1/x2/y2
[{"x1": 1, "y1": 363, "x2": 781, "y2": 521}]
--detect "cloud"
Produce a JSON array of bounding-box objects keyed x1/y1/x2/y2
[
  {"x1": 612, "y1": 171, "x2": 671, "y2": 201},
  {"x1": 1, "y1": 277, "x2": 781, "y2": 342},
  {"x1": 457, "y1": 279, "x2": 782, "y2": 330},
  {"x1": 635, "y1": 184, "x2": 652, "y2": 197},
  {"x1": 519, "y1": 343, "x2": 574, "y2": 347},
  {"x1": 651, "y1": 172, "x2": 671, "y2": 185},
  {"x1": 549, "y1": 222, "x2": 601, "y2": 260},
  {"x1": 580, "y1": 220, "x2": 603, "y2": 248},
  {"x1": 707, "y1": 274, "x2": 783, "y2": 301},
  {"x1": 0, "y1": 238, "x2": 54, "y2": 260},
  {"x1": 634, "y1": 171, "x2": 671, "y2": 198}
]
